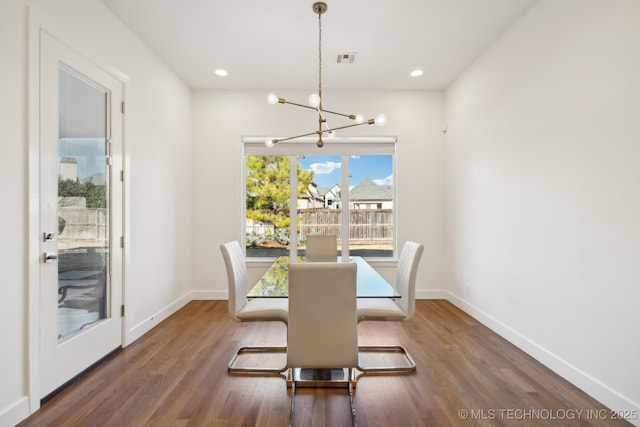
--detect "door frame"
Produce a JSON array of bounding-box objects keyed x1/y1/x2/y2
[{"x1": 27, "y1": 11, "x2": 129, "y2": 412}]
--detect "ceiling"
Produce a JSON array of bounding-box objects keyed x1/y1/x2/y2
[{"x1": 99, "y1": 0, "x2": 537, "y2": 91}]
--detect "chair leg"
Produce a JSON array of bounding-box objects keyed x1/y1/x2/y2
[
  {"x1": 227, "y1": 346, "x2": 287, "y2": 376},
  {"x1": 288, "y1": 368, "x2": 356, "y2": 426},
  {"x1": 348, "y1": 368, "x2": 357, "y2": 427},
  {"x1": 289, "y1": 368, "x2": 296, "y2": 427},
  {"x1": 357, "y1": 345, "x2": 416, "y2": 374}
]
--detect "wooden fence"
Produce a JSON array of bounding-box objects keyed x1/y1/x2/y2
[
  {"x1": 246, "y1": 209, "x2": 392, "y2": 244},
  {"x1": 58, "y1": 207, "x2": 107, "y2": 242}
]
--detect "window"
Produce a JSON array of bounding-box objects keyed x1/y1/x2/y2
[{"x1": 243, "y1": 137, "x2": 396, "y2": 259}]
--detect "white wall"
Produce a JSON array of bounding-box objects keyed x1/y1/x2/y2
[
  {"x1": 191, "y1": 90, "x2": 446, "y2": 298},
  {"x1": 445, "y1": 0, "x2": 640, "y2": 418},
  {"x1": 5, "y1": 0, "x2": 636, "y2": 425},
  {"x1": 0, "y1": 2, "x2": 30, "y2": 425},
  {"x1": 0, "y1": 0, "x2": 193, "y2": 424}
]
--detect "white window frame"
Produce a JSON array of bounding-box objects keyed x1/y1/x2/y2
[{"x1": 242, "y1": 136, "x2": 397, "y2": 261}]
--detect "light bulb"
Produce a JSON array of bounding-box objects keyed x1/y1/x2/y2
[
  {"x1": 327, "y1": 131, "x2": 336, "y2": 138},
  {"x1": 265, "y1": 139, "x2": 275, "y2": 148},
  {"x1": 355, "y1": 114, "x2": 365, "y2": 124},
  {"x1": 267, "y1": 93, "x2": 279, "y2": 105},
  {"x1": 374, "y1": 114, "x2": 387, "y2": 127},
  {"x1": 308, "y1": 93, "x2": 321, "y2": 108}
]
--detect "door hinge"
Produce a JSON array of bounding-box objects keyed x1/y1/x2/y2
[
  {"x1": 120, "y1": 170, "x2": 124, "y2": 182},
  {"x1": 106, "y1": 156, "x2": 113, "y2": 166},
  {"x1": 120, "y1": 236, "x2": 124, "y2": 248},
  {"x1": 120, "y1": 305, "x2": 125, "y2": 317},
  {"x1": 121, "y1": 101, "x2": 125, "y2": 114}
]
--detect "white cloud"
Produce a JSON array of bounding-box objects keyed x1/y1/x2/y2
[
  {"x1": 350, "y1": 155, "x2": 360, "y2": 160},
  {"x1": 373, "y1": 175, "x2": 393, "y2": 186},
  {"x1": 309, "y1": 161, "x2": 342, "y2": 175}
]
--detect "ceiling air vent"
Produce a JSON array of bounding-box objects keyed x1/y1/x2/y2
[{"x1": 337, "y1": 53, "x2": 356, "y2": 64}]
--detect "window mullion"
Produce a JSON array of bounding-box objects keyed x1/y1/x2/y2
[
  {"x1": 341, "y1": 154, "x2": 350, "y2": 260},
  {"x1": 289, "y1": 155, "x2": 298, "y2": 260}
]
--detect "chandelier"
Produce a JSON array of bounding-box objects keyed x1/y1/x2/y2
[{"x1": 265, "y1": 2, "x2": 387, "y2": 148}]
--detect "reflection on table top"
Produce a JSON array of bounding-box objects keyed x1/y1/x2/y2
[{"x1": 247, "y1": 256, "x2": 400, "y2": 298}]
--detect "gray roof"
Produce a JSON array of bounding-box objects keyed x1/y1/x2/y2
[
  {"x1": 317, "y1": 185, "x2": 341, "y2": 199},
  {"x1": 316, "y1": 186, "x2": 333, "y2": 196},
  {"x1": 349, "y1": 177, "x2": 392, "y2": 201}
]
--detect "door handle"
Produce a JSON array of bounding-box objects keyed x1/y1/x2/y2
[{"x1": 43, "y1": 253, "x2": 58, "y2": 263}]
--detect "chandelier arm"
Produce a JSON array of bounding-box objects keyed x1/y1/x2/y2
[
  {"x1": 280, "y1": 100, "x2": 319, "y2": 111},
  {"x1": 280, "y1": 101, "x2": 357, "y2": 120},
  {"x1": 273, "y1": 130, "x2": 322, "y2": 144},
  {"x1": 318, "y1": 108, "x2": 357, "y2": 120},
  {"x1": 269, "y1": 117, "x2": 374, "y2": 146},
  {"x1": 321, "y1": 119, "x2": 376, "y2": 134}
]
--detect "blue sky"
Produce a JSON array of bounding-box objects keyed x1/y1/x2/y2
[
  {"x1": 58, "y1": 138, "x2": 106, "y2": 180},
  {"x1": 298, "y1": 154, "x2": 393, "y2": 189}
]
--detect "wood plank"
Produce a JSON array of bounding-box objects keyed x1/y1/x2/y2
[{"x1": 19, "y1": 300, "x2": 633, "y2": 427}]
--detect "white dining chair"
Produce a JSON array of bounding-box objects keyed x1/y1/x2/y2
[
  {"x1": 220, "y1": 241, "x2": 288, "y2": 375},
  {"x1": 287, "y1": 262, "x2": 358, "y2": 426},
  {"x1": 357, "y1": 241, "x2": 424, "y2": 373},
  {"x1": 304, "y1": 234, "x2": 338, "y2": 261}
]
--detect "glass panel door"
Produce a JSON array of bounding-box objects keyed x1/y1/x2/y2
[
  {"x1": 40, "y1": 32, "x2": 123, "y2": 398},
  {"x1": 57, "y1": 68, "x2": 110, "y2": 339}
]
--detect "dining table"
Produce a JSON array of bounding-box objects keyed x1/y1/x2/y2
[
  {"x1": 247, "y1": 255, "x2": 400, "y2": 299},
  {"x1": 246, "y1": 255, "x2": 400, "y2": 387}
]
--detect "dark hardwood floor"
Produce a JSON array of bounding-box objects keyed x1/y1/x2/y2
[{"x1": 19, "y1": 300, "x2": 632, "y2": 426}]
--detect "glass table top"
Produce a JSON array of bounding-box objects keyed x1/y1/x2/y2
[{"x1": 247, "y1": 256, "x2": 400, "y2": 298}]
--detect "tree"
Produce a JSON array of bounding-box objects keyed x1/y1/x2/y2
[
  {"x1": 246, "y1": 155, "x2": 313, "y2": 237},
  {"x1": 58, "y1": 178, "x2": 106, "y2": 208}
]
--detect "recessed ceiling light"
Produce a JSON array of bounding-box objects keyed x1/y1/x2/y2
[
  {"x1": 410, "y1": 69, "x2": 424, "y2": 77},
  {"x1": 214, "y1": 69, "x2": 228, "y2": 77}
]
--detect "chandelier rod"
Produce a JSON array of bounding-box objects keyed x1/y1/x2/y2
[
  {"x1": 317, "y1": 2, "x2": 323, "y2": 111},
  {"x1": 316, "y1": 2, "x2": 325, "y2": 146},
  {"x1": 265, "y1": 2, "x2": 386, "y2": 149}
]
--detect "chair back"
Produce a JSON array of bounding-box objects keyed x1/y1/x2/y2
[
  {"x1": 220, "y1": 241, "x2": 248, "y2": 321},
  {"x1": 396, "y1": 241, "x2": 424, "y2": 320},
  {"x1": 287, "y1": 262, "x2": 358, "y2": 369},
  {"x1": 305, "y1": 235, "x2": 338, "y2": 262}
]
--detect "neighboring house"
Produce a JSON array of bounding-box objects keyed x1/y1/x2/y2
[
  {"x1": 305, "y1": 179, "x2": 392, "y2": 210},
  {"x1": 297, "y1": 182, "x2": 325, "y2": 209},
  {"x1": 349, "y1": 177, "x2": 393, "y2": 209},
  {"x1": 317, "y1": 184, "x2": 341, "y2": 209}
]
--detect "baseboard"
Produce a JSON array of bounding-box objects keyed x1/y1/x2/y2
[
  {"x1": 124, "y1": 290, "x2": 227, "y2": 345},
  {"x1": 188, "y1": 289, "x2": 227, "y2": 300},
  {"x1": 0, "y1": 396, "x2": 29, "y2": 427},
  {"x1": 125, "y1": 293, "x2": 191, "y2": 346},
  {"x1": 442, "y1": 291, "x2": 640, "y2": 426},
  {"x1": 415, "y1": 288, "x2": 450, "y2": 300}
]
